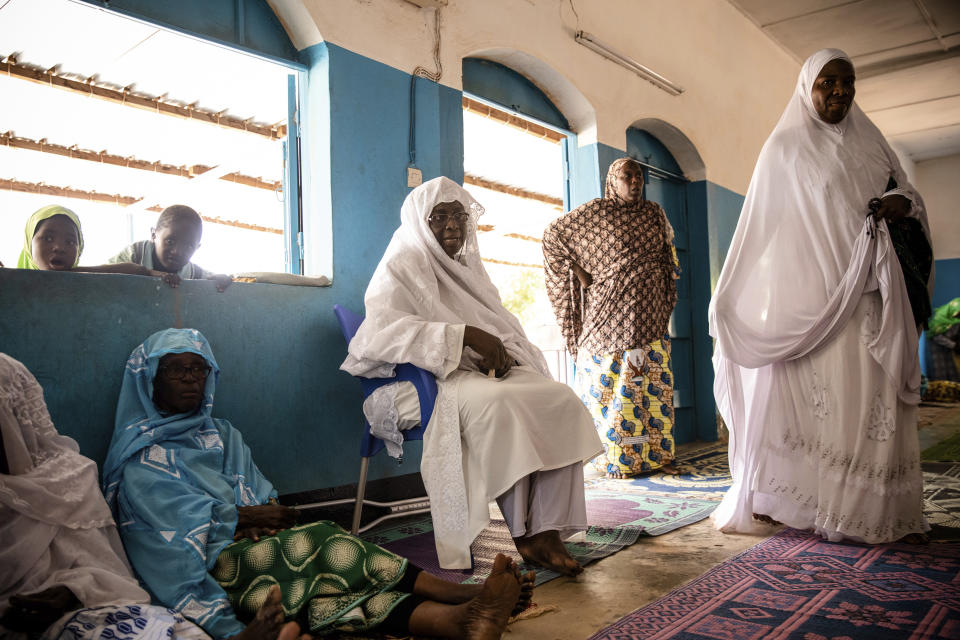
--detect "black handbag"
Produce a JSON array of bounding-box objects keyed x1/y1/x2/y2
[{"x1": 871, "y1": 176, "x2": 933, "y2": 328}]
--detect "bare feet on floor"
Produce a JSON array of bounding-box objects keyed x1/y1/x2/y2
[
  {"x1": 514, "y1": 529, "x2": 583, "y2": 577},
  {"x1": 899, "y1": 532, "x2": 930, "y2": 544},
  {"x1": 509, "y1": 560, "x2": 536, "y2": 615},
  {"x1": 462, "y1": 553, "x2": 522, "y2": 639},
  {"x1": 233, "y1": 585, "x2": 305, "y2": 640},
  {"x1": 752, "y1": 513, "x2": 781, "y2": 526},
  {"x1": 407, "y1": 554, "x2": 523, "y2": 639},
  {"x1": 659, "y1": 462, "x2": 681, "y2": 475}
]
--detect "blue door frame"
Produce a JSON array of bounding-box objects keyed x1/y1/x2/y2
[{"x1": 627, "y1": 128, "x2": 716, "y2": 443}]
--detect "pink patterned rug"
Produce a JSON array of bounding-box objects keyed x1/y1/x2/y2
[{"x1": 589, "y1": 528, "x2": 960, "y2": 640}]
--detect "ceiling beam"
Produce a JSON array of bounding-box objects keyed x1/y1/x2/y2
[{"x1": 856, "y1": 47, "x2": 960, "y2": 79}]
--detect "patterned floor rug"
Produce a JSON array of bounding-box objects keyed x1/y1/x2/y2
[
  {"x1": 584, "y1": 441, "x2": 731, "y2": 501},
  {"x1": 589, "y1": 527, "x2": 960, "y2": 640},
  {"x1": 924, "y1": 462, "x2": 960, "y2": 540},
  {"x1": 361, "y1": 485, "x2": 718, "y2": 587}
]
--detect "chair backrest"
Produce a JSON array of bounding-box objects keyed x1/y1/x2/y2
[
  {"x1": 333, "y1": 304, "x2": 438, "y2": 458},
  {"x1": 333, "y1": 304, "x2": 364, "y2": 343}
]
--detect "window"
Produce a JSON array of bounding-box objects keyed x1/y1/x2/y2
[
  {"x1": 0, "y1": 0, "x2": 299, "y2": 274},
  {"x1": 462, "y1": 95, "x2": 572, "y2": 381}
]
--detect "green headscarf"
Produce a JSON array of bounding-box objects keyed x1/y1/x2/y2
[
  {"x1": 929, "y1": 298, "x2": 960, "y2": 338},
  {"x1": 16, "y1": 205, "x2": 84, "y2": 269}
]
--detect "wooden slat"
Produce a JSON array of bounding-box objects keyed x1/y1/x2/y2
[
  {"x1": 481, "y1": 257, "x2": 543, "y2": 269},
  {"x1": 464, "y1": 174, "x2": 562, "y2": 209},
  {"x1": 2, "y1": 58, "x2": 286, "y2": 140},
  {"x1": 0, "y1": 178, "x2": 282, "y2": 234},
  {"x1": 504, "y1": 232, "x2": 541, "y2": 243},
  {"x1": 0, "y1": 132, "x2": 282, "y2": 192},
  {"x1": 462, "y1": 96, "x2": 566, "y2": 143}
]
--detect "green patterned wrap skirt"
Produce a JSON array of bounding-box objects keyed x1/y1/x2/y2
[{"x1": 212, "y1": 521, "x2": 411, "y2": 635}]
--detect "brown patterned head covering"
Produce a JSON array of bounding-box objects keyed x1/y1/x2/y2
[
  {"x1": 543, "y1": 157, "x2": 679, "y2": 357},
  {"x1": 604, "y1": 157, "x2": 644, "y2": 203}
]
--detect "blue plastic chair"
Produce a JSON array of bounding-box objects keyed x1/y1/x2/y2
[{"x1": 332, "y1": 304, "x2": 437, "y2": 534}]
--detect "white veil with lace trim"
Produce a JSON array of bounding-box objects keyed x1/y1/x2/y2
[
  {"x1": 709, "y1": 49, "x2": 932, "y2": 533},
  {"x1": 0, "y1": 353, "x2": 148, "y2": 618}
]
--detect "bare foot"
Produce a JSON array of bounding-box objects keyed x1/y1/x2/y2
[
  {"x1": 752, "y1": 513, "x2": 781, "y2": 526},
  {"x1": 277, "y1": 621, "x2": 308, "y2": 640},
  {"x1": 462, "y1": 553, "x2": 521, "y2": 639},
  {"x1": 514, "y1": 530, "x2": 583, "y2": 577},
  {"x1": 659, "y1": 462, "x2": 681, "y2": 475},
  {"x1": 232, "y1": 585, "x2": 293, "y2": 640},
  {"x1": 605, "y1": 468, "x2": 624, "y2": 479},
  {"x1": 413, "y1": 571, "x2": 482, "y2": 604},
  {"x1": 508, "y1": 559, "x2": 536, "y2": 615},
  {"x1": 898, "y1": 532, "x2": 930, "y2": 545}
]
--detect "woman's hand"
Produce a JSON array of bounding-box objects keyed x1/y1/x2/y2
[
  {"x1": 572, "y1": 262, "x2": 592, "y2": 288},
  {"x1": 0, "y1": 586, "x2": 80, "y2": 632},
  {"x1": 463, "y1": 326, "x2": 513, "y2": 377},
  {"x1": 876, "y1": 194, "x2": 911, "y2": 222},
  {"x1": 235, "y1": 504, "x2": 298, "y2": 541}
]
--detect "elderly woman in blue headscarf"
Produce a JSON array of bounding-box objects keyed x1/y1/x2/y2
[{"x1": 102, "y1": 328, "x2": 528, "y2": 640}]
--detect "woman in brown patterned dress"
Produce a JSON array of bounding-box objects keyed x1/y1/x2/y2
[{"x1": 542, "y1": 157, "x2": 680, "y2": 478}]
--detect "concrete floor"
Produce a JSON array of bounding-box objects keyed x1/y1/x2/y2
[
  {"x1": 506, "y1": 403, "x2": 960, "y2": 638},
  {"x1": 510, "y1": 519, "x2": 763, "y2": 639},
  {"x1": 341, "y1": 404, "x2": 959, "y2": 639}
]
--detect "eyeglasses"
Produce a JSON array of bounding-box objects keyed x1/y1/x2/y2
[
  {"x1": 159, "y1": 363, "x2": 212, "y2": 380},
  {"x1": 427, "y1": 212, "x2": 470, "y2": 226}
]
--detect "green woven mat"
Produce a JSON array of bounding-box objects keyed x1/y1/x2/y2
[{"x1": 922, "y1": 431, "x2": 960, "y2": 461}]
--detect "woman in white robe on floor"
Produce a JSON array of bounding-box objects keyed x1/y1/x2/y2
[
  {"x1": 342, "y1": 177, "x2": 603, "y2": 572},
  {"x1": 709, "y1": 49, "x2": 932, "y2": 543},
  {"x1": 0, "y1": 353, "x2": 210, "y2": 640}
]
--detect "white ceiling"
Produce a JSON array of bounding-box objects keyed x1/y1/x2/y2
[{"x1": 728, "y1": 0, "x2": 960, "y2": 162}]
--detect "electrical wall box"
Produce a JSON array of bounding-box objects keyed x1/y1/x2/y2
[{"x1": 407, "y1": 167, "x2": 423, "y2": 187}]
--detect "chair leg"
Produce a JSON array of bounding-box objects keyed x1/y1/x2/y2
[{"x1": 351, "y1": 457, "x2": 371, "y2": 536}]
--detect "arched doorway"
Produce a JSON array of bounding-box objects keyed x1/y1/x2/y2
[{"x1": 626, "y1": 126, "x2": 714, "y2": 443}]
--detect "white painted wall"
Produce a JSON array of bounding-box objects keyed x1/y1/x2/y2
[
  {"x1": 268, "y1": 0, "x2": 799, "y2": 194},
  {"x1": 916, "y1": 153, "x2": 960, "y2": 261}
]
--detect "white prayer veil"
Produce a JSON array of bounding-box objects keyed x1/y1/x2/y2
[
  {"x1": 0, "y1": 353, "x2": 148, "y2": 622},
  {"x1": 708, "y1": 49, "x2": 931, "y2": 533},
  {"x1": 709, "y1": 48, "x2": 929, "y2": 393},
  {"x1": 341, "y1": 177, "x2": 551, "y2": 568},
  {"x1": 342, "y1": 176, "x2": 549, "y2": 379}
]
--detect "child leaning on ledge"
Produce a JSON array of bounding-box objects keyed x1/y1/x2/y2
[
  {"x1": 17, "y1": 205, "x2": 179, "y2": 287},
  {"x1": 109, "y1": 204, "x2": 232, "y2": 292}
]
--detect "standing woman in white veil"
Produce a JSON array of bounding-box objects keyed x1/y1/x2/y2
[
  {"x1": 710, "y1": 49, "x2": 932, "y2": 543},
  {"x1": 342, "y1": 177, "x2": 602, "y2": 573}
]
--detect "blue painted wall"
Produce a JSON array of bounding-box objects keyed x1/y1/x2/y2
[
  {"x1": 1, "y1": 19, "x2": 753, "y2": 488},
  {"x1": 568, "y1": 141, "x2": 622, "y2": 206},
  {"x1": 77, "y1": 0, "x2": 299, "y2": 64},
  {"x1": 697, "y1": 181, "x2": 746, "y2": 288},
  {"x1": 933, "y1": 258, "x2": 960, "y2": 310},
  {"x1": 0, "y1": 270, "x2": 345, "y2": 494},
  {"x1": 82, "y1": 0, "x2": 297, "y2": 62},
  {"x1": 462, "y1": 59, "x2": 569, "y2": 131}
]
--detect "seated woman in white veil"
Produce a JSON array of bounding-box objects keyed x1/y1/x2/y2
[
  {"x1": 0, "y1": 353, "x2": 215, "y2": 640},
  {"x1": 709, "y1": 48, "x2": 932, "y2": 544},
  {"x1": 342, "y1": 177, "x2": 603, "y2": 573}
]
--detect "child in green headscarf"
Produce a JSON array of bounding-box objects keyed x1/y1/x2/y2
[{"x1": 16, "y1": 205, "x2": 179, "y2": 286}]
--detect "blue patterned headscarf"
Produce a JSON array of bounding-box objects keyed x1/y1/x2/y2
[
  {"x1": 102, "y1": 328, "x2": 274, "y2": 638},
  {"x1": 102, "y1": 327, "x2": 220, "y2": 506}
]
